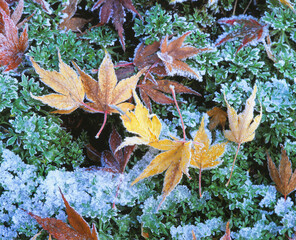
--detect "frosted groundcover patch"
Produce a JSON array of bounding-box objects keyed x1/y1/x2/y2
[{"x1": 0, "y1": 148, "x2": 151, "y2": 238}]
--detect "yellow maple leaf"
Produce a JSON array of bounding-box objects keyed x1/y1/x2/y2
[
  {"x1": 30, "y1": 52, "x2": 85, "y2": 114},
  {"x1": 224, "y1": 85, "x2": 262, "y2": 185},
  {"x1": 133, "y1": 138, "x2": 192, "y2": 209},
  {"x1": 190, "y1": 117, "x2": 227, "y2": 196},
  {"x1": 118, "y1": 90, "x2": 162, "y2": 148}
]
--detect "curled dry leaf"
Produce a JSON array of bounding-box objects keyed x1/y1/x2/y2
[
  {"x1": 26, "y1": 189, "x2": 98, "y2": 240},
  {"x1": 30, "y1": 52, "x2": 85, "y2": 114},
  {"x1": 267, "y1": 145, "x2": 296, "y2": 200},
  {"x1": 224, "y1": 85, "x2": 262, "y2": 185},
  {"x1": 215, "y1": 15, "x2": 269, "y2": 54},
  {"x1": 0, "y1": 0, "x2": 28, "y2": 71},
  {"x1": 207, "y1": 106, "x2": 227, "y2": 130},
  {"x1": 92, "y1": 0, "x2": 143, "y2": 51}
]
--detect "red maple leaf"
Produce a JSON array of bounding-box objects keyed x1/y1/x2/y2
[
  {"x1": 0, "y1": 0, "x2": 28, "y2": 72},
  {"x1": 215, "y1": 15, "x2": 269, "y2": 54},
  {"x1": 92, "y1": 0, "x2": 143, "y2": 51}
]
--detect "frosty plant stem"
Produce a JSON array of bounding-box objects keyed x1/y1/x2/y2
[
  {"x1": 226, "y1": 143, "x2": 241, "y2": 187},
  {"x1": 96, "y1": 111, "x2": 108, "y2": 138},
  {"x1": 170, "y1": 85, "x2": 186, "y2": 141}
]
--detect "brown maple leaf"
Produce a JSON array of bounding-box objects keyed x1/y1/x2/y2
[
  {"x1": 92, "y1": 0, "x2": 143, "y2": 51},
  {"x1": 59, "y1": 0, "x2": 91, "y2": 32},
  {"x1": 138, "y1": 79, "x2": 200, "y2": 111},
  {"x1": 207, "y1": 106, "x2": 227, "y2": 131},
  {"x1": 25, "y1": 188, "x2": 98, "y2": 240},
  {"x1": 86, "y1": 128, "x2": 135, "y2": 174},
  {"x1": 215, "y1": 15, "x2": 269, "y2": 54},
  {"x1": 267, "y1": 145, "x2": 296, "y2": 200},
  {"x1": 133, "y1": 32, "x2": 211, "y2": 81},
  {"x1": 73, "y1": 51, "x2": 146, "y2": 138},
  {"x1": 0, "y1": 0, "x2": 28, "y2": 71}
]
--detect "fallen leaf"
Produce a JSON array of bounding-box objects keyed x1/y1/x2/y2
[
  {"x1": 86, "y1": 128, "x2": 135, "y2": 173},
  {"x1": 267, "y1": 145, "x2": 296, "y2": 200},
  {"x1": 59, "y1": 0, "x2": 90, "y2": 31},
  {"x1": 207, "y1": 106, "x2": 227, "y2": 130},
  {"x1": 220, "y1": 221, "x2": 231, "y2": 240},
  {"x1": 157, "y1": 31, "x2": 211, "y2": 80},
  {"x1": 138, "y1": 79, "x2": 200, "y2": 111},
  {"x1": 92, "y1": 0, "x2": 143, "y2": 51},
  {"x1": 30, "y1": 52, "x2": 85, "y2": 114},
  {"x1": 0, "y1": 0, "x2": 28, "y2": 71},
  {"x1": 191, "y1": 116, "x2": 227, "y2": 197},
  {"x1": 224, "y1": 85, "x2": 262, "y2": 185},
  {"x1": 73, "y1": 51, "x2": 146, "y2": 138},
  {"x1": 118, "y1": 90, "x2": 162, "y2": 149},
  {"x1": 141, "y1": 224, "x2": 149, "y2": 239},
  {"x1": 26, "y1": 188, "x2": 98, "y2": 240},
  {"x1": 215, "y1": 15, "x2": 269, "y2": 54}
]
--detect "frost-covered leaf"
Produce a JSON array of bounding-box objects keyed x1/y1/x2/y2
[
  {"x1": 215, "y1": 15, "x2": 269, "y2": 54},
  {"x1": 26, "y1": 189, "x2": 99, "y2": 240},
  {"x1": 207, "y1": 107, "x2": 227, "y2": 130},
  {"x1": 92, "y1": 0, "x2": 143, "y2": 51}
]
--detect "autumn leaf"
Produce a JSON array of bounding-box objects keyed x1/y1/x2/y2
[
  {"x1": 138, "y1": 79, "x2": 201, "y2": 111},
  {"x1": 133, "y1": 32, "x2": 211, "y2": 81},
  {"x1": 26, "y1": 188, "x2": 98, "y2": 240},
  {"x1": 157, "y1": 31, "x2": 211, "y2": 80},
  {"x1": 279, "y1": 0, "x2": 296, "y2": 13},
  {"x1": 267, "y1": 145, "x2": 296, "y2": 200},
  {"x1": 190, "y1": 117, "x2": 227, "y2": 197},
  {"x1": 220, "y1": 221, "x2": 231, "y2": 240},
  {"x1": 0, "y1": 0, "x2": 28, "y2": 72},
  {"x1": 74, "y1": 52, "x2": 146, "y2": 138},
  {"x1": 91, "y1": 0, "x2": 143, "y2": 51},
  {"x1": 224, "y1": 85, "x2": 262, "y2": 185},
  {"x1": 215, "y1": 15, "x2": 269, "y2": 54},
  {"x1": 207, "y1": 106, "x2": 227, "y2": 131},
  {"x1": 134, "y1": 138, "x2": 192, "y2": 208},
  {"x1": 59, "y1": 0, "x2": 90, "y2": 31},
  {"x1": 86, "y1": 128, "x2": 135, "y2": 174},
  {"x1": 118, "y1": 90, "x2": 162, "y2": 148},
  {"x1": 30, "y1": 52, "x2": 85, "y2": 114}
]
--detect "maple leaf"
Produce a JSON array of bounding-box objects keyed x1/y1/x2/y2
[
  {"x1": 207, "y1": 106, "x2": 227, "y2": 131},
  {"x1": 157, "y1": 31, "x2": 211, "y2": 80},
  {"x1": 91, "y1": 0, "x2": 143, "y2": 51},
  {"x1": 215, "y1": 15, "x2": 269, "y2": 54},
  {"x1": 138, "y1": 79, "x2": 201, "y2": 111},
  {"x1": 224, "y1": 85, "x2": 262, "y2": 186},
  {"x1": 190, "y1": 116, "x2": 227, "y2": 197},
  {"x1": 26, "y1": 188, "x2": 98, "y2": 240},
  {"x1": 59, "y1": 0, "x2": 90, "y2": 31},
  {"x1": 267, "y1": 145, "x2": 296, "y2": 200},
  {"x1": 74, "y1": 52, "x2": 146, "y2": 138},
  {"x1": 118, "y1": 90, "x2": 162, "y2": 149},
  {"x1": 86, "y1": 128, "x2": 135, "y2": 174},
  {"x1": 30, "y1": 52, "x2": 85, "y2": 114},
  {"x1": 0, "y1": 0, "x2": 28, "y2": 72},
  {"x1": 133, "y1": 32, "x2": 211, "y2": 81}
]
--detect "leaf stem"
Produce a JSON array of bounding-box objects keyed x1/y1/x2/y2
[
  {"x1": 95, "y1": 111, "x2": 108, "y2": 139},
  {"x1": 199, "y1": 167, "x2": 202, "y2": 198},
  {"x1": 80, "y1": 101, "x2": 105, "y2": 113},
  {"x1": 114, "y1": 62, "x2": 134, "y2": 68},
  {"x1": 170, "y1": 85, "x2": 186, "y2": 141},
  {"x1": 226, "y1": 143, "x2": 241, "y2": 187}
]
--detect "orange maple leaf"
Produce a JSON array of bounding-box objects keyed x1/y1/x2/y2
[
  {"x1": 207, "y1": 106, "x2": 227, "y2": 131},
  {"x1": 26, "y1": 188, "x2": 98, "y2": 240}
]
